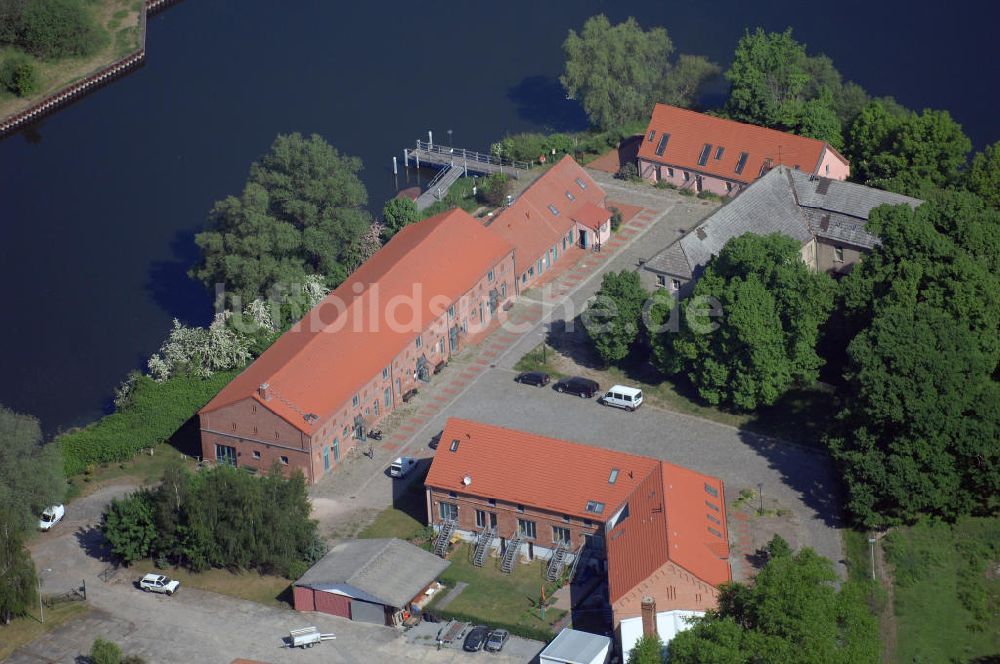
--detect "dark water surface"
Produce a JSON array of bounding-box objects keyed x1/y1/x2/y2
[{"x1": 0, "y1": 0, "x2": 994, "y2": 434}]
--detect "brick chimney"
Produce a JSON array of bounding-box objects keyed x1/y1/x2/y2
[
  {"x1": 640, "y1": 596, "x2": 657, "y2": 638},
  {"x1": 258, "y1": 383, "x2": 272, "y2": 401}
]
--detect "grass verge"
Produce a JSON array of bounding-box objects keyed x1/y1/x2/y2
[
  {"x1": 131, "y1": 563, "x2": 293, "y2": 609},
  {"x1": 0, "y1": 601, "x2": 89, "y2": 660}
]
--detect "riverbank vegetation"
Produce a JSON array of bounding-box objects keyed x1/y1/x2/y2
[
  {"x1": 0, "y1": 0, "x2": 140, "y2": 110},
  {"x1": 101, "y1": 464, "x2": 324, "y2": 579}
]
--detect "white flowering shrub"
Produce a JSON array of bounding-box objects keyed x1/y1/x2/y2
[
  {"x1": 301, "y1": 274, "x2": 330, "y2": 309},
  {"x1": 146, "y1": 316, "x2": 251, "y2": 381}
]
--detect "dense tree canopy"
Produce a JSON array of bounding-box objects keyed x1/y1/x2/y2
[
  {"x1": 627, "y1": 634, "x2": 664, "y2": 663},
  {"x1": 0, "y1": 52, "x2": 38, "y2": 97},
  {"x1": 381, "y1": 197, "x2": 419, "y2": 241},
  {"x1": 966, "y1": 141, "x2": 1000, "y2": 208},
  {"x1": 102, "y1": 464, "x2": 323, "y2": 578},
  {"x1": 561, "y1": 15, "x2": 718, "y2": 130},
  {"x1": 651, "y1": 234, "x2": 835, "y2": 410},
  {"x1": 829, "y1": 193, "x2": 1000, "y2": 527},
  {"x1": 192, "y1": 133, "x2": 372, "y2": 305},
  {"x1": 0, "y1": 0, "x2": 107, "y2": 59},
  {"x1": 585, "y1": 270, "x2": 648, "y2": 365},
  {"x1": 668, "y1": 537, "x2": 878, "y2": 664},
  {"x1": 847, "y1": 100, "x2": 972, "y2": 195}
]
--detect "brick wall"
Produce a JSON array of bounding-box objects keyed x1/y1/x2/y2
[{"x1": 612, "y1": 560, "x2": 720, "y2": 626}]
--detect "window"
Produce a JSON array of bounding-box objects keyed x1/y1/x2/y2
[
  {"x1": 704, "y1": 482, "x2": 719, "y2": 497},
  {"x1": 575, "y1": 177, "x2": 588, "y2": 190},
  {"x1": 415, "y1": 336, "x2": 422, "y2": 349},
  {"x1": 552, "y1": 526, "x2": 571, "y2": 544},
  {"x1": 726, "y1": 182, "x2": 733, "y2": 193},
  {"x1": 585, "y1": 501, "x2": 605, "y2": 514},
  {"x1": 516, "y1": 504, "x2": 525, "y2": 513},
  {"x1": 487, "y1": 269, "x2": 494, "y2": 282},
  {"x1": 656, "y1": 275, "x2": 667, "y2": 288},
  {"x1": 671, "y1": 279, "x2": 681, "y2": 291},
  {"x1": 583, "y1": 519, "x2": 593, "y2": 527},
  {"x1": 215, "y1": 444, "x2": 236, "y2": 466},
  {"x1": 476, "y1": 510, "x2": 488, "y2": 528},
  {"x1": 449, "y1": 439, "x2": 460, "y2": 452},
  {"x1": 825, "y1": 164, "x2": 830, "y2": 174},
  {"x1": 448, "y1": 305, "x2": 455, "y2": 319},
  {"x1": 734, "y1": 151, "x2": 749, "y2": 175},
  {"x1": 562, "y1": 514, "x2": 570, "y2": 523},
  {"x1": 707, "y1": 513, "x2": 721, "y2": 525},
  {"x1": 252, "y1": 450, "x2": 261, "y2": 460},
  {"x1": 518, "y1": 519, "x2": 536, "y2": 539},
  {"x1": 488, "y1": 498, "x2": 497, "y2": 507},
  {"x1": 384, "y1": 388, "x2": 391, "y2": 407},
  {"x1": 547, "y1": 204, "x2": 559, "y2": 216},
  {"x1": 608, "y1": 468, "x2": 620, "y2": 484},
  {"x1": 708, "y1": 526, "x2": 723, "y2": 538},
  {"x1": 758, "y1": 163, "x2": 769, "y2": 177},
  {"x1": 715, "y1": 146, "x2": 725, "y2": 160},
  {"x1": 439, "y1": 502, "x2": 458, "y2": 520},
  {"x1": 667, "y1": 167, "x2": 674, "y2": 177},
  {"x1": 706, "y1": 500, "x2": 720, "y2": 512},
  {"x1": 279, "y1": 455, "x2": 288, "y2": 465},
  {"x1": 528, "y1": 266, "x2": 534, "y2": 277},
  {"x1": 654, "y1": 133, "x2": 670, "y2": 156},
  {"x1": 834, "y1": 246, "x2": 845, "y2": 262},
  {"x1": 683, "y1": 171, "x2": 690, "y2": 182},
  {"x1": 373, "y1": 400, "x2": 379, "y2": 417},
  {"x1": 352, "y1": 394, "x2": 359, "y2": 408},
  {"x1": 565, "y1": 190, "x2": 575, "y2": 201},
  {"x1": 521, "y1": 273, "x2": 527, "y2": 284},
  {"x1": 697, "y1": 143, "x2": 712, "y2": 166},
  {"x1": 448, "y1": 491, "x2": 457, "y2": 499},
  {"x1": 382, "y1": 367, "x2": 390, "y2": 380},
  {"x1": 537, "y1": 259, "x2": 543, "y2": 274},
  {"x1": 647, "y1": 129, "x2": 656, "y2": 142}
]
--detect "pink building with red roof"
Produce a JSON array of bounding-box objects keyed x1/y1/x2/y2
[
  {"x1": 638, "y1": 103, "x2": 849, "y2": 196},
  {"x1": 424, "y1": 419, "x2": 731, "y2": 626}
]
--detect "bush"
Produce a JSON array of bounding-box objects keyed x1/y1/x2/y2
[
  {"x1": 697, "y1": 190, "x2": 723, "y2": 201},
  {"x1": 433, "y1": 608, "x2": 555, "y2": 642},
  {"x1": 477, "y1": 173, "x2": 511, "y2": 207},
  {"x1": 89, "y1": 638, "x2": 122, "y2": 664},
  {"x1": 17, "y1": 0, "x2": 108, "y2": 59},
  {"x1": 58, "y1": 371, "x2": 236, "y2": 476},
  {"x1": 609, "y1": 206, "x2": 623, "y2": 232},
  {"x1": 0, "y1": 53, "x2": 38, "y2": 96},
  {"x1": 616, "y1": 162, "x2": 639, "y2": 181}
]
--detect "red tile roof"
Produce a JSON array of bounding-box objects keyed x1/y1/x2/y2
[
  {"x1": 425, "y1": 418, "x2": 659, "y2": 520},
  {"x1": 487, "y1": 156, "x2": 606, "y2": 272},
  {"x1": 426, "y1": 419, "x2": 731, "y2": 599},
  {"x1": 572, "y1": 202, "x2": 611, "y2": 230},
  {"x1": 638, "y1": 103, "x2": 846, "y2": 184},
  {"x1": 200, "y1": 210, "x2": 513, "y2": 433}
]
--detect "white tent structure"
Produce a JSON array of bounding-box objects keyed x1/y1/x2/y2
[{"x1": 619, "y1": 609, "x2": 702, "y2": 660}]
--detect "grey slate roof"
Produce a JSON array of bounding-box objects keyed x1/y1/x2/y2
[
  {"x1": 643, "y1": 167, "x2": 922, "y2": 279},
  {"x1": 540, "y1": 628, "x2": 611, "y2": 664},
  {"x1": 295, "y1": 538, "x2": 450, "y2": 609}
]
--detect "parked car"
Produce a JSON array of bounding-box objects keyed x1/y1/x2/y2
[
  {"x1": 484, "y1": 628, "x2": 509, "y2": 652},
  {"x1": 38, "y1": 504, "x2": 65, "y2": 531},
  {"x1": 600, "y1": 384, "x2": 644, "y2": 411},
  {"x1": 139, "y1": 573, "x2": 180, "y2": 595},
  {"x1": 462, "y1": 625, "x2": 491, "y2": 652},
  {"x1": 515, "y1": 371, "x2": 550, "y2": 387},
  {"x1": 389, "y1": 456, "x2": 417, "y2": 478},
  {"x1": 553, "y1": 376, "x2": 599, "y2": 398}
]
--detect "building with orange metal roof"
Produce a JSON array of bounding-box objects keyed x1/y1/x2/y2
[
  {"x1": 424, "y1": 418, "x2": 730, "y2": 626},
  {"x1": 198, "y1": 209, "x2": 516, "y2": 483},
  {"x1": 486, "y1": 155, "x2": 611, "y2": 291},
  {"x1": 638, "y1": 103, "x2": 849, "y2": 197}
]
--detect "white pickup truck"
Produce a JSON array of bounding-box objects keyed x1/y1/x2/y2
[{"x1": 389, "y1": 456, "x2": 417, "y2": 478}]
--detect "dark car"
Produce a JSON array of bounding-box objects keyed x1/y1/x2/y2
[
  {"x1": 554, "y1": 376, "x2": 599, "y2": 398},
  {"x1": 515, "y1": 371, "x2": 550, "y2": 387},
  {"x1": 484, "y1": 629, "x2": 509, "y2": 652},
  {"x1": 462, "y1": 625, "x2": 491, "y2": 652}
]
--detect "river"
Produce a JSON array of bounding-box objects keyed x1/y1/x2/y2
[{"x1": 0, "y1": 0, "x2": 994, "y2": 435}]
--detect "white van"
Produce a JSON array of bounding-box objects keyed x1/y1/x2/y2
[
  {"x1": 39, "y1": 504, "x2": 65, "y2": 531},
  {"x1": 389, "y1": 456, "x2": 417, "y2": 478},
  {"x1": 600, "y1": 385, "x2": 643, "y2": 412}
]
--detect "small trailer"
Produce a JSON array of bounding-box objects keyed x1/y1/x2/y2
[{"x1": 288, "y1": 626, "x2": 336, "y2": 649}]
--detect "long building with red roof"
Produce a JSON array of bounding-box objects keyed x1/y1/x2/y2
[
  {"x1": 198, "y1": 209, "x2": 516, "y2": 482},
  {"x1": 424, "y1": 418, "x2": 731, "y2": 625},
  {"x1": 637, "y1": 103, "x2": 849, "y2": 196}
]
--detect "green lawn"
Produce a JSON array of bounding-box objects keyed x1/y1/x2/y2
[
  {"x1": 64, "y1": 442, "x2": 198, "y2": 502},
  {"x1": 131, "y1": 563, "x2": 293, "y2": 609},
  {"x1": 428, "y1": 543, "x2": 566, "y2": 639},
  {"x1": 357, "y1": 505, "x2": 428, "y2": 542},
  {"x1": 0, "y1": 601, "x2": 89, "y2": 661},
  {"x1": 884, "y1": 517, "x2": 1000, "y2": 663}
]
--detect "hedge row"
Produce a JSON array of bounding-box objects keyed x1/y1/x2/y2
[
  {"x1": 57, "y1": 371, "x2": 236, "y2": 476},
  {"x1": 430, "y1": 608, "x2": 555, "y2": 643}
]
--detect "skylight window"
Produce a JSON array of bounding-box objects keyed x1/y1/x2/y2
[
  {"x1": 608, "y1": 469, "x2": 620, "y2": 484},
  {"x1": 654, "y1": 133, "x2": 670, "y2": 157},
  {"x1": 647, "y1": 129, "x2": 656, "y2": 142},
  {"x1": 714, "y1": 146, "x2": 725, "y2": 160},
  {"x1": 585, "y1": 500, "x2": 605, "y2": 514},
  {"x1": 734, "y1": 151, "x2": 749, "y2": 175},
  {"x1": 449, "y1": 439, "x2": 460, "y2": 452},
  {"x1": 547, "y1": 204, "x2": 560, "y2": 216},
  {"x1": 575, "y1": 177, "x2": 588, "y2": 190},
  {"x1": 565, "y1": 190, "x2": 575, "y2": 201},
  {"x1": 697, "y1": 143, "x2": 712, "y2": 166},
  {"x1": 704, "y1": 482, "x2": 719, "y2": 498}
]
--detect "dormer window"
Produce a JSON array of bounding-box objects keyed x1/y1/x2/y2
[
  {"x1": 735, "y1": 152, "x2": 749, "y2": 175},
  {"x1": 565, "y1": 191, "x2": 575, "y2": 201},
  {"x1": 608, "y1": 469, "x2": 620, "y2": 484},
  {"x1": 575, "y1": 177, "x2": 588, "y2": 190},
  {"x1": 647, "y1": 130, "x2": 656, "y2": 142},
  {"x1": 547, "y1": 204, "x2": 559, "y2": 216},
  {"x1": 714, "y1": 146, "x2": 725, "y2": 160},
  {"x1": 449, "y1": 439, "x2": 460, "y2": 452},
  {"x1": 585, "y1": 500, "x2": 605, "y2": 514}
]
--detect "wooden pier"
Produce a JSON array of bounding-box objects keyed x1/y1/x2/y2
[{"x1": 404, "y1": 140, "x2": 532, "y2": 210}]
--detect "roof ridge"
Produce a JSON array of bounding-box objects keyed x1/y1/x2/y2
[{"x1": 651, "y1": 103, "x2": 829, "y2": 148}]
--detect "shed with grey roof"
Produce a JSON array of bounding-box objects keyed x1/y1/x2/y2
[
  {"x1": 641, "y1": 166, "x2": 921, "y2": 293},
  {"x1": 539, "y1": 628, "x2": 611, "y2": 664},
  {"x1": 293, "y1": 538, "x2": 450, "y2": 626}
]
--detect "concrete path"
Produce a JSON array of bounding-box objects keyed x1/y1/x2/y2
[{"x1": 432, "y1": 581, "x2": 467, "y2": 611}]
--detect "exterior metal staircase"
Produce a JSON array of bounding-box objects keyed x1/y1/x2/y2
[
  {"x1": 545, "y1": 542, "x2": 569, "y2": 581},
  {"x1": 499, "y1": 534, "x2": 523, "y2": 574},
  {"x1": 566, "y1": 544, "x2": 585, "y2": 583},
  {"x1": 414, "y1": 164, "x2": 464, "y2": 211},
  {"x1": 473, "y1": 526, "x2": 496, "y2": 567},
  {"x1": 433, "y1": 519, "x2": 456, "y2": 557}
]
